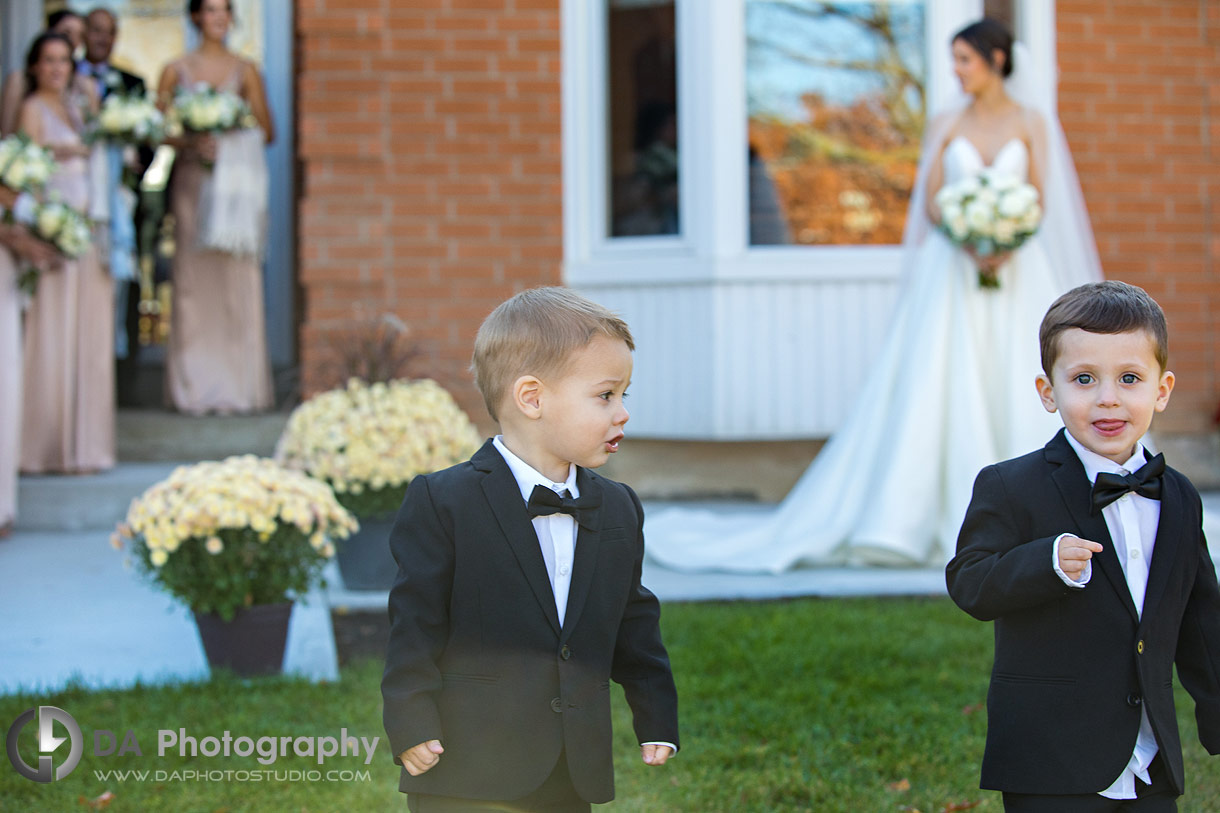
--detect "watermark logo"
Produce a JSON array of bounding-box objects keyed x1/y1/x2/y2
[
  {"x1": 6, "y1": 708, "x2": 377, "y2": 785},
  {"x1": 6, "y1": 705, "x2": 84, "y2": 783}
]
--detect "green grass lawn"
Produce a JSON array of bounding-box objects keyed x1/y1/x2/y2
[{"x1": 2, "y1": 597, "x2": 1216, "y2": 812}]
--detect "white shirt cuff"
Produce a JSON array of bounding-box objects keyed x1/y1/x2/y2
[
  {"x1": 641, "y1": 741, "x2": 677, "y2": 754},
  {"x1": 1052, "y1": 533, "x2": 1092, "y2": 588}
]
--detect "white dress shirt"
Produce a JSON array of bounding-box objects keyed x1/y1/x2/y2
[
  {"x1": 493, "y1": 436, "x2": 578, "y2": 626},
  {"x1": 1054, "y1": 432, "x2": 1161, "y2": 799}
]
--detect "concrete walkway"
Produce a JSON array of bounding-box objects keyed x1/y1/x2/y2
[{"x1": 2, "y1": 464, "x2": 1217, "y2": 696}]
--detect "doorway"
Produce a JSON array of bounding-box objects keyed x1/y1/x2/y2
[{"x1": 1, "y1": 0, "x2": 297, "y2": 408}]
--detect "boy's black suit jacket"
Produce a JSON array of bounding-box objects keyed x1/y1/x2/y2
[
  {"x1": 381, "y1": 440, "x2": 679, "y2": 803},
  {"x1": 947, "y1": 429, "x2": 1220, "y2": 796}
]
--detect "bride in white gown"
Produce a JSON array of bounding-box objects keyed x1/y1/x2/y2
[{"x1": 645, "y1": 19, "x2": 1103, "y2": 571}]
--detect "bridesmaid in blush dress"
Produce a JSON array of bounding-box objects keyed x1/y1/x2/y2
[
  {"x1": 17, "y1": 33, "x2": 115, "y2": 475},
  {"x1": 158, "y1": 0, "x2": 274, "y2": 415}
]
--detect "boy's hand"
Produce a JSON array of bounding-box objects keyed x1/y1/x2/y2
[
  {"x1": 1058, "y1": 535, "x2": 1103, "y2": 582},
  {"x1": 641, "y1": 744, "x2": 673, "y2": 766},
  {"x1": 399, "y1": 740, "x2": 444, "y2": 776}
]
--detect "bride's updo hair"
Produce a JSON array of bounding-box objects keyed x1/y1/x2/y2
[{"x1": 953, "y1": 18, "x2": 1014, "y2": 78}]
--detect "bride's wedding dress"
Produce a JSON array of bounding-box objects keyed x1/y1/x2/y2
[{"x1": 645, "y1": 135, "x2": 1076, "y2": 571}]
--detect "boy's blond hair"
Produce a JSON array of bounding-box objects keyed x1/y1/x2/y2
[
  {"x1": 1039, "y1": 280, "x2": 1169, "y2": 378},
  {"x1": 471, "y1": 287, "x2": 634, "y2": 421}
]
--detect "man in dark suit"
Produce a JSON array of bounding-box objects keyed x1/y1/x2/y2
[
  {"x1": 947, "y1": 281, "x2": 1220, "y2": 811},
  {"x1": 82, "y1": 7, "x2": 154, "y2": 405},
  {"x1": 382, "y1": 288, "x2": 679, "y2": 812},
  {"x1": 82, "y1": 9, "x2": 147, "y2": 101}
]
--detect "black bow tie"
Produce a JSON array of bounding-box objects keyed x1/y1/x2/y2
[
  {"x1": 1090, "y1": 452, "x2": 1165, "y2": 514},
  {"x1": 526, "y1": 485, "x2": 599, "y2": 529}
]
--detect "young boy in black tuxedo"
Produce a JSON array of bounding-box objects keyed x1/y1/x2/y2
[
  {"x1": 382, "y1": 287, "x2": 679, "y2": 812},
  {"x1": 947, "y1": 281, "x2": 1220, "y2": 812}
]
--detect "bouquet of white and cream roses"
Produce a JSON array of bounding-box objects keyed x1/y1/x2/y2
[
  {"x1": 276, "y1": 378, "x2": 483, "y2": 519},
  {"x1": 31, "y1": 199, "x2": 92, "y2": 256},
  {"x1": 90, "y1": 92, "x2": 165, "y2": 145},
  {"x1": 936, "y1": 169, "x2": 1042, "y2": 289},
  {"x1": 12, "y1": 199, "x2": 93, "y2": 295},
  {"x1": 0, "y1": 134, "x2": 56, "y2": 195},
  {"x1": 166, "y1": 82, "x2": 255, "y2": 137},
  {"x1": 114, "y1": 455, "x2": 358, "y2": 621}
]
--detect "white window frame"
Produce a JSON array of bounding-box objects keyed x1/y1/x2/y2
[
  {"x1": 560, "y1": 0, "x2": 1070, "y2": 286},
  {"x1": 560, "y1": 0, "x2": 1058, "y2": 439}
]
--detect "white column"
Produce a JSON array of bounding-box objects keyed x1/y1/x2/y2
[{"x1": 262, "y1": 0, "x2": 296, "y2": 368}]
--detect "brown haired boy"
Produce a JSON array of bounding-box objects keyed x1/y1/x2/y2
[{"x1": 947, "y1": 280, "x2": 1220, "y2": 811}]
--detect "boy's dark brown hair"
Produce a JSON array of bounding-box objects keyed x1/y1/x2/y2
[{"x1": 1039, "y1": 280, "x2": 1168, "y2": 378}]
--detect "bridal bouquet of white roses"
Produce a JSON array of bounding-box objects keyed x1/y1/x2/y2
[
  {"x1": 90, "y1": 93, "x2": 165, "y2": 145},
  {"x1": 936, "y1": 169, "x2": 1042, "y2": 289},
  {"x1": 0, "y1": 134, "x2": 56, "y2": 195},
  {"x1": 166, "y1": 83, "x2": 255, "y2": 136}
]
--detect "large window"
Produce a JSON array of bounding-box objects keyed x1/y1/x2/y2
[
  {"x1": 746, "y1": 2, "x2": 927, "y2": 246},
  {"x1": 606, "y1": 0, "x2": 679, "y2": 238}
]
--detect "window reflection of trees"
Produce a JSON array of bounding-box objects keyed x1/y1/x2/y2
[{"x1": 747, "y1": 2, "x2": 926, "y2": 246}]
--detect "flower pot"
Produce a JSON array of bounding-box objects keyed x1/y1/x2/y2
[
  {"x1": 335, "y1": 515, "x2": 398, "y2": 591},
  {"x1": 193, "y1": 602, "x2": 293, "y2": 676}
]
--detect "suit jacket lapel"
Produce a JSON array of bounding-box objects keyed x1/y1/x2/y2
[
  {"x1": 1045, "y1": 431, "x2": 1138, "y2": 623},
  {"x1": 560, "y1": 468, "x2": 603, "y2": 639},
  {"x1": 473, "y1": 442, "x2": 562, "y2": 636},
  {"x1": 1141, "y1": 472, "x2": 1184, "y2": 620}
]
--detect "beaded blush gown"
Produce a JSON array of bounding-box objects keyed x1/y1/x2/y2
[
  {"x1": 165, "y1": 58, "x2": 272, "y2": 415},
  {"x1": 20, "y1": 97, "x2": 115, "y2": 473}
]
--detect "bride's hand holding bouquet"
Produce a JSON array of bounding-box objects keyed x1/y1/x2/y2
[{"x1": 935, "y1": 169, "x2": 1042, "y2": 289}]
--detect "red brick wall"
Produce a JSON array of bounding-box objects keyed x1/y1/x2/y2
[
  {"x1": 295, "y1": 0, "x2": 563, "y2": 428},
  {"x1": 1057, "y1": 1, "x2": 1220, "y2": 432}
]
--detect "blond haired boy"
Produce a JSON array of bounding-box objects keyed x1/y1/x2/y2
[{"x1": 382, "y1": 287, "x2": 679, "y2": 812}]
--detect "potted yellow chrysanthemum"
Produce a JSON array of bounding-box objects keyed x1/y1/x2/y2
[
  {"x1": 113, "y1": 456, "x2": 358, "y2": 676},
  {"x1": 275, "y1": 378, "x2": 482, "y2": 590}
]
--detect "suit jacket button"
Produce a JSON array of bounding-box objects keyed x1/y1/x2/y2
[
  {"x1": 560, "y1": 645, "x2": 571, "y2": 660},
  {"x1": 1127, "y1": 693, "x2": 1142, "y2": 707},
  {"x1": 1137, "y1": 640, "x2": 1145, "y2": 654},
  {"x1": 550, "y1": 697, "x2": 563, "y2": 713}
]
